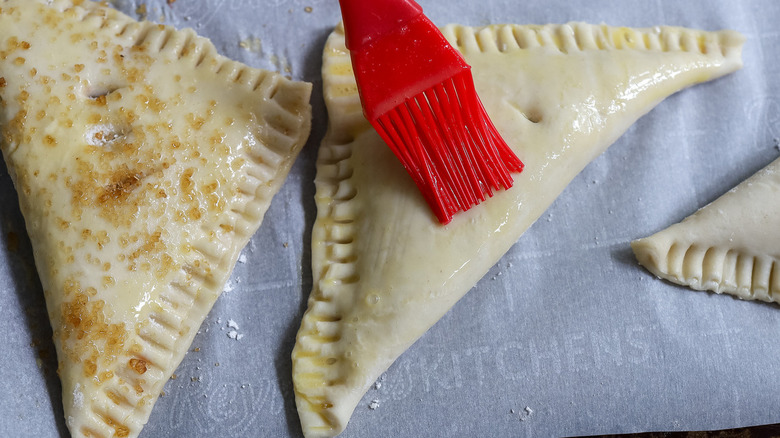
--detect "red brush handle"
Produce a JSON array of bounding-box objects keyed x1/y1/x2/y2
[
  {"x1": 338, "y1": 0, "x2": 470, "y2": 121},
  {"x1": 338, "y1": 0, "x2": 423, "y2": 51}
]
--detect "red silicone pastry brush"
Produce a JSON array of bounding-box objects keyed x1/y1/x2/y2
[{"x1": 338, "y1": 0, "x2": 524, "y2": 224}]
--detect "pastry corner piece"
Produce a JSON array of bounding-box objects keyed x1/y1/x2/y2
[
  {"x1": 632, "y1": 156, "x2": 780, "y2": 302},
  {"x1": 0, "y1": 1, "x2": 311, "y2": 437},
  {"x1": 293, "y1": 21, "x2": 743, "y2": 437}
]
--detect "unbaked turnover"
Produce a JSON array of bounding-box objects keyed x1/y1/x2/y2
[
  {"x1": 292, "y1": 21, "x2": 744, "y2": 437},
  {"x1": 0, "y1": 1, "x2": 311, "y2": 437},
  {"x1": 633, "y1": 156, "x2": 780, "y2": 302}
]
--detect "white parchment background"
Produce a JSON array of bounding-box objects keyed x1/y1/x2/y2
[{"x1": 1, "y1": 0, "x2": 779, "y2": 437}]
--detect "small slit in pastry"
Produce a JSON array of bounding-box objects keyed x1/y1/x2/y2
[
  {"x1": 522, "y1": 108, "x2": 543, "y2": 124},
  {"x1": 85, "y1": 84, "x2": 124, "y2": 99},
  {"x1": 507, "y1": 101, "x2": 543, "y2": 123}
]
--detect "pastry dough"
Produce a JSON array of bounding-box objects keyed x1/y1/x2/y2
[
  {"x1": 633, "y1": 157, "x2": 780, "y2": 301},
  {"x1": 0, "y1": 1, "x2": 311, "y2": 437},
  {"x1": 293, "y1": 22, "x2": 743, "y2": 437}
]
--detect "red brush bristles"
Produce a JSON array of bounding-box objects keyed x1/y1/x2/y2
[
  {"x1": 339, "y1": 0, "x2": 524, "y2": 224},
  {"x1": 372, "y1": 71, "x2": 523, "y2": 223}
]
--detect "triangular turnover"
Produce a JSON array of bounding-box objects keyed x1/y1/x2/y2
[
  {"x1": 293, "y1": 22, "x2": 743, "y2": 437},
  {"x1": 0, "y1": 1, "x2": 312, "y2": 437},
  {"x1": 633, "y1": 156, "x2": 780, "y2": 301}
]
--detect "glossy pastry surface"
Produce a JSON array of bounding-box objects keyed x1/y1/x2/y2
[{"x1": 293, "y1": 21, "x2": 743, "y2": 438}]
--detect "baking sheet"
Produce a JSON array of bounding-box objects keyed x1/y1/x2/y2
[{"x1": 1, "y1": 0, "x2": 779, "y2": 437}]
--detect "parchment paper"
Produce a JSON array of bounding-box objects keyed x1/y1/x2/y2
[{"x1": 1, "y1": 0, "x2": 779, "y2": 437}]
